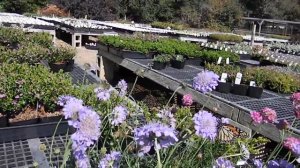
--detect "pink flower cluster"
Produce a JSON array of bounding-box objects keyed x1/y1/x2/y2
[
  {"x1": 182, "y1": 94, "x2": 193, "y2": 106},
  {"x1": 291, "y1": 92, "x2": 300, "y2": 119},
  {"x1": 250, "y1": 107, "x2": 277, "y2": 124},
  {"x1": 284, "y1": 137, "x2": 300, "y2": 157}
]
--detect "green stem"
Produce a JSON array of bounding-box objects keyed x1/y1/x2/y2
[
  {"x1": 129, "y1": 75, "x2": 139, "y2": 96},
  {"x1": 155, "y1": 138, "x2": 162, "y2": 168},
  {"x1": 166, "y1": 86, "x2": 182, "y2": 107},
  {"x1": 49, "y1": 118, "x2": 63, "y2": 167}
]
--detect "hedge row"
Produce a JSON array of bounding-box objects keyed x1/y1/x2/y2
[{"x1": 209, "y1": 34, "x2": 243, "y2": 43}]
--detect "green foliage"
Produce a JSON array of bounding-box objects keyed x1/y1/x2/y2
[
  {"x1": 151, "y1": 21, "x2": 188, "y2": 30},
  {"x1": 173, "y1": 55, "x2": 185, "y2": 62},
  {"x1": 98, "y1": 36, "x2": 202, "y2": 58},
  {"x1": 48, "y1": 46, "x2": 76, "y2": 63},
  {"x1": 1, "y1": 0, "x2": 48, "y2": 14},
  {"x1": 205, "y1": 63, "x2": 241, "y2": 83},
  {"x1": 0, "y1": 63, "x2": 73, "y2": 113},
  {"x1": 0, "y1": 27, "x2": 26, "y2": 44},
  {"x1": 26, "y1": 32, "x2": 53, "y2": 48},
  {"x1": 209, "y1": 34, "x2": 243, "y2": 43},
  {"x1": 201, "y1": 50, "x2": 240, "y2": 64},
  {"x1": 153, "y1": 54, "x2": 171, "y2": 63},
  {"x1": 267, "y1": 34, "x2": 290, "y2": 40}
]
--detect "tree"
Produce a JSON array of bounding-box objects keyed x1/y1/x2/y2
[{"x1": 1, "y1": 0, "x2": 48, "y2": 14}]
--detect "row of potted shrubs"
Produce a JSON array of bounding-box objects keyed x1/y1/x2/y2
[
  {"x1": 98, "y1": 35, "x2": 240, "y2": 64},
  {"x1": 0, "y1": 27, "x2": 76, "y2": 72},
  {"x1": 206, "y1": 63, "x2": 300, "y2": 96}
]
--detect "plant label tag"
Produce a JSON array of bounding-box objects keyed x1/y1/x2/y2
[
  {"x1": 250, "y1": 81, "x2": 256, "y2": 86},
  {"x1": 275, "y1": 59, "x2": 278, "y2": 62},
  {"x1": 226, "y1": 58, "x2": 230, "y2": 64},
  {"x1": 220, "y1": 47, "x2": 223, "y2": 50},
  {"x1": 235, "y1": 73, "x2": 242, "y2": 85},
  {"x1": 217, "y1": 57, "x2": 222, "y2": 64},
  {"x1": 225, "y1": 48, "x2": 228, "y2": 51},
  {"x1": 266, "y1": 57, "x2": 270, "y2": 60},
  {"x1": 296, "y1": 157, "x2": 300, "y2": 163},
  {"x1": 236, "y1": 160, "x2": 247, "y2": 166},
  {"x1": 214, "y1": 45, "x2": 217, "y2": 49},
  {"x1": 220, "y1": 73, "x2": 228, "y2": 82}
]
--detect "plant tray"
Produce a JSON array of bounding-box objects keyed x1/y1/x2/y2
[{"x1": 0, "y1": 121, "x2": 74, "y2": 143}]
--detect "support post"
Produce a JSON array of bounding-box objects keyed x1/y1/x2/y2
[
  {"x1": 258, "y1": 20, "x2": 264, "y2": 36},
  {"x1": 251, "y1": 23, "x2": 256, "y2": 46}
]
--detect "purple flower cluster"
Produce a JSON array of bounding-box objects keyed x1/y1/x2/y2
[
  {"x1": 133, "y1": 122, "x2": 178, "y2": 155},
  {"x1": 116, "y1": 79, "x2": 128, "y2": 97},
  {"x1": 98, "y1": 151, "x2": 121, "y2": 168},
  {"x1": 253, "y1": 159, "x2": 263, "y2": 168},
  {"x1": 61, "y1": 96, "x2": 101, "y2": 168},
  {"x1": 214, "y1": 157, "x2": 234, "y2": 168},
  {"x1": 94, "y1": 87, "x2": 113, "y2": 101},
  {"x1": 193, "y1": 70, "x2": 219, "y2": 93},
  {"x1": 157, "y1": 109, "x2": 176, "y2": 128},
  {"x1": 110, "y1": 105, "x2": 128, "y2": 126},
  {"x1": 193, "y1": 110, "x2": 218, "y2": 140},
  {"x1": 57, "y1": 95, "x2": 81, "y2": 106},
  {"x1": 267, "y1": 159, "x2": 295, "y2": 168}
]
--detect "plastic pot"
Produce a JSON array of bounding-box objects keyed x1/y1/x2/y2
[
  {"x1": 247, "y1": 86, "x2": 263, "y2": 99},
  {"x1": 49, "y1": 59, "x2": 74, "y2": 72},
  {"x1": 121, "y1": 50, "x2": 149, "y2": 59},
  {"x1": 231, "y1": 84, "x2": 249, "y2": 96},
  {"x1": 152, "y1": 61, "x2": 167, "y2": 70},
  {"x1": 0, "y1": 115, "x2": 8, "y2": 128},
  {"x1": 39, "y1": 115, "x2": 64, "y2": 124},
  {"x1": 99, "y1": 43, "x2": 109, "y2": 52},
  {"x1": 171, "y1": 60, "x2": 185, "y2": 69},
  {"x1": 9, "y1": 118, "x2": 39, "y2": 127},
  {"x1": 216, "y1": 82, "x2": 232, "y2": 93}
]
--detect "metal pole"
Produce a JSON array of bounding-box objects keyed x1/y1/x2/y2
[{"x1": 251, "y1": 23, "x2": 256, "y2": 46}]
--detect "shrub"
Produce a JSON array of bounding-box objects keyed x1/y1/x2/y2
[
  {"x1": 205, "y1": 63, "x2": 240, "y2": 82},
  {"x1": 0, "y1": 63, "x2": 74, "y2": 113},
  {"x1": 0, "y1": 27, "x2": 26, "y2": 45},
  {"x1": 201, "y1": 50, "x2": 240, "y2": 64},
  {"x1": 209, "y1": 34, "x2": 243, "y2": 43},
  {"x1": 48, "y1": 46, "x2": 76, "y2": 63},
  {"x1": 26, "y1": 32, "x2": 53, "y2": 48},
  {"x1": 153, "y1": 54, "x2": 172, "y2": 63}
]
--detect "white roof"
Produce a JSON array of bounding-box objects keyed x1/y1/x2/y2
[{"x1": 0, "y1": 13, "x2": 53, "y2": 26}]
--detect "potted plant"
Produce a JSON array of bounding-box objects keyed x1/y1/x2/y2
[
  {"x1": 231, "y1": 72, "x2": 249, "y2": 96},
  {"x1": 244, "y1": 68, "x2": 265, "y2": 98},
  {"x1": 152, "y1": 54, "x2": 170, "y2": 70},
  {"x1": 171, "y1": 55, "x2": 186, "y2": 69},
  {"x1": 48, "y1": 46, "x2": 76, "y2": 72}
]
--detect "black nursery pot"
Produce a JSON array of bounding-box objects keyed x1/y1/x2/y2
[
  {"x1": 39, "y1": 116, "x2": 64, "y2": 124},
  {"x1": 247, "y1": 86, "x2": 263, "y2": 99},
  {"x1": 231, "y1": 84, "x2": 249, "y2": 96},
  {"x1": 216, "y1": 82, "x2": 232, "y2": 93},
  {"x1": 152, "y1": 61, "x2": 167, "y2": 70},
  {"x1": 171, "y1": 60, "x2": 185, "y2": 69},
  {"x1": 9, "y1": 118, "x2": 39, "y2": 127},
  {"x1": 49, "y1": 59, "x2": 74, "y2": 72},
  {"x1": 0, "y1": 115, "x2": 8, "y2": 128}
]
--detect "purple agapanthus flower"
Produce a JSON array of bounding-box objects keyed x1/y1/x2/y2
[
  {"x1": 193, "y1": 110, "x2": 218, "y2": 140},
  {"x1": 57, "y1": 95, "x2": 81, "y2": 106},
  {"x1": 98, "y1": 151, "x2": 122, "y2": 168},
  {"x1": 157, "y1": 109, "x2": 176, "y2": 128},
  {"x1": 253, "y1": 159, "x2": 263, "y2": 168},
  {"x1": 214, "y1": 157, "x2": 234, "y2": 168},
  {"x1": 110, "y1": 105, "x2": 128, "y2": 126},
  {"x1": 193, "y1": 70, "x2": 219, "y2": 93},
  {"x1": 71, "y1": 106, "x2": 101, "y2": 147},
  {"x1": 73, "y1": 149, "x2": 90, "y2": 168},
  {"x1": 133, "y1": 122, "x2": 178, "y2": 155},
  {"x1": 94, "y1": 87, "x2": 113, "y2": 101},
  {"x1": 116, "y1": 79, "x2": 127, "y2": 97},
  {"x1": 267, "y1": 159, "x2": 295, "y2": 168},
  {"x1": 62, "y1": 97, "x2": 84, "y2": 127}
]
